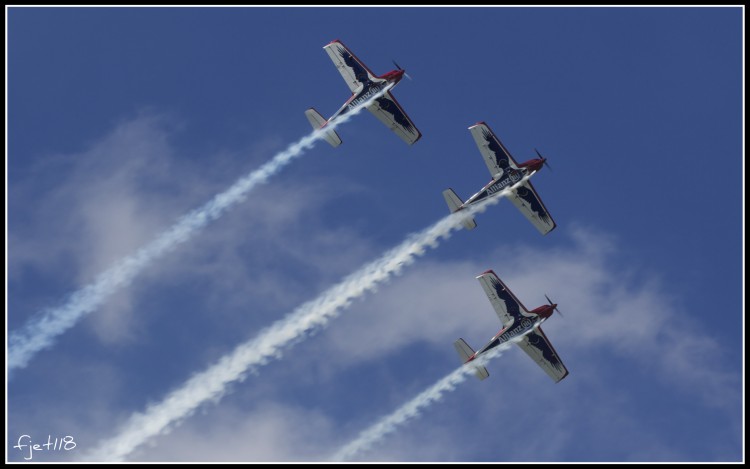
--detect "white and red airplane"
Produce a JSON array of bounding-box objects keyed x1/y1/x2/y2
[
  {"x1": 454, "y1": 270, "x2": 568, "y2": 383},
  {"x1": 306, "y1": 39, "x2": 421, "y2": 147},
  {"x1": 443, "y1": 122, "x2": 556, "y2": 234}
]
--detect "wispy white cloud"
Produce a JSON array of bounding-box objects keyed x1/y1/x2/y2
[
  {"x1": 125, "y1": 403, "x2": 337, "y2": 462},
  {"x1": 8, "y1": 90, "x2": 388, "y2": 373},
  {"x1": 10, "y1": 132, "x2": 740, "y2": 462},
  {"x1": 64, "y1": 226, "x2": 740, "y2": 463},
  {"x1": 321, "y1": 225, "x2": 739, "y2": 408},
  {"x1": 297, "y1": 228, "x2": 741, "y2": 461},
  {"x1": 331, "y1": 344, "x2": 512, "y2": 462},
  {"x1": 9, "y1": 113, "x2": 207, "y2": 349},
  {"x1": 82, "y1": 187, "x2": 519, "y2": 462}
]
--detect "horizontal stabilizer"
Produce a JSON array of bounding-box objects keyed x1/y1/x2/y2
[
  {"x1": 453, "y1": 338, "x2": 489, "y2": 381},
  {"x1": 442, "y1": 189, "x2": 477, "y2": 230},
  {"x1": 305, "y1": 108, "x2": 342, "y2": 147}
]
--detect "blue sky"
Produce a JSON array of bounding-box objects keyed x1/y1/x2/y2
[{"x1": 7, "y1": 6, "x2": 743, "y2": 462}]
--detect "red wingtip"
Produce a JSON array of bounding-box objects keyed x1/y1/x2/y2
[
  {"x1": 327, "y1": 39, "x2": 342, "y2": 46},
  {"x1": 469, "y1": 121, "x2": 487, "y2": 129}
]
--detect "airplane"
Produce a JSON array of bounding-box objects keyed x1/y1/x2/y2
[
  {"x1": 305, "y1": 39, "x2": 422, "y2": 147},
  {"x1": 442, "y1": 122, "x2": 556, "y2": 234},
  {"x1": 454, "y1": 270, "x2": 569, "y2": 383}
]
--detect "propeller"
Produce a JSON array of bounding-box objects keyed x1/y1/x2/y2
[
  {"x1": 544, "y1": 294, "x2": 563, "y2": 318},
  {"x1": 392, "y1": 60, "x2": 412, "y2": 80},
  {"x1": 535, "y1": 148, "x2": 551, "y2": 171}
]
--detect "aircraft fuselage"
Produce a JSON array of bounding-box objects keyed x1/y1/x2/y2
[
  {"x1": 473, "y1": 315, "x2": 544, "y2": 359},
  {"x1": 327, "y1": 75, "x2": 399, "y2": 124},
  {"x1": 463, "y1": 167, "x2": 530, "y2": 208},
  {"x1": 469, "y1": 302, "x2": 556, "y2": 360}
]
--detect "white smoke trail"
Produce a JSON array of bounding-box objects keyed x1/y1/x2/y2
[
  {"x1": 8, "y1": 88, "x2": 389, "y2": 373},
  {"x1": 82, "y1": 179, "x2": 532, "y2": 462},
  {"x1": 331, "y1": 341, "x2": 517, "y2": 462}
]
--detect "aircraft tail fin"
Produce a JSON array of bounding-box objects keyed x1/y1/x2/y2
[
  {"x1": 453, "y1": 338, "x2": 489, "y2": 380},
  {"x1": 442, "y1": 189, "x2": 477, "y2": 230},
  {"x1": 305, "y1": 108, "x2": 342, "y2": 147}
]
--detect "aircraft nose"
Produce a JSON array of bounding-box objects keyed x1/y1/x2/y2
[{"x1": 395, "y1": 68, "x2": 411, "y2": 81}]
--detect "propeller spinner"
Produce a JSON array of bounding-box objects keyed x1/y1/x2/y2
[
  {"x1": 392, "y1": 60, "x2": 412, "y2": 80},
  {"x1": 544, "y1": 294, "x2": 563, "y2": 318},
  {"x1": 535, "y1": 148, "x2": 551, "y2": 171}
]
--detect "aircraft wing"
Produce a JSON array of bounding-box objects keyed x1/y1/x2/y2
[
  {"x1": 367, "y1": 92, "x2": 422, "y2": 145},
  {"x1": 516, "y1": 327, "x2": 569, "y2": 383},
  {"x1": 469, "y1": 122, "x2": 519, "y2": 178},
  {"x1": 324, "y1": 40, "x2": 379, "y2": 93},
  {"x1": 509, "y1": 180, "x2": 556, "y2": 235},
  {"x1": 476, "y1": 270, "x2": 528, "y2": 328}
]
